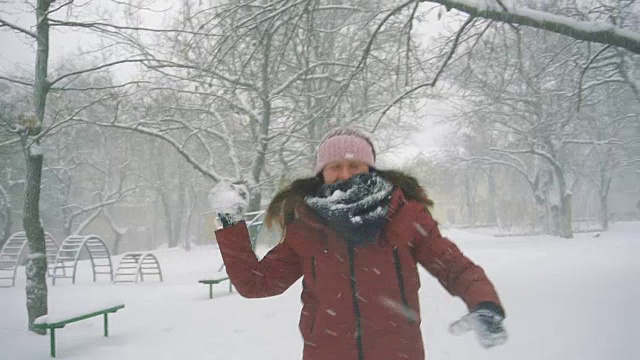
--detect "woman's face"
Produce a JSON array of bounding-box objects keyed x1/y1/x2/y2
[{"x1": 322, "y1": 159, "x2": 369, "y2": 185}]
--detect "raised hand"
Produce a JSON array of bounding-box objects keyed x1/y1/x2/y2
[{"x1": 208, "y1": 180, "x2": 249, "y2": 228}]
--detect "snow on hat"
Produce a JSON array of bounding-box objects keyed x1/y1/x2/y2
[{"x1": 314, "y1": 127, "x2": 376, "y2": 174}]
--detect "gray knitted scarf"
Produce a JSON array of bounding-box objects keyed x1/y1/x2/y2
[{"x1": 305, "y1": 172, "x2": 393, "y2": 246}]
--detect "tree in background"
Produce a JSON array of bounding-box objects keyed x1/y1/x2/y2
[
  {"x1": 433, "y1": 0, "x2": 638, "y2": 237},
  {"x1": 91, "y1": 1, "x2": 429, "y2": 211},
  {"x1": 0, "y1": 0, "x2": 149, "y2": 333}
]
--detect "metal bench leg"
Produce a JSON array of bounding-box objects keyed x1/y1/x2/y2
[
  {"x1": 104, "y1": 313, "x2": 109, "y2": 337},
  {"x1": 209, "y1": 284, "x2": 213, "y2": 299},
  {"x1": 50, "y1": 328, "x2": 56, "y2": 358}
]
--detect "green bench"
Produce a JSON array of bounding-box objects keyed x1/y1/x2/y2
[
  {"x1": 199, "y1": 277, "x2": 233, "y2": 298},
  {"x1": 33, "y1": 303, "x2": 125, "y2": 357}
]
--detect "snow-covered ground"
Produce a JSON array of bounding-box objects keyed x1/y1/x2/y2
[{"x1": 1, "y1": 222, "x2": 638, "y2": 360}]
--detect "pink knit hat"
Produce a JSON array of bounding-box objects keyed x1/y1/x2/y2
[{"x1": 314, "y1": 127, "x2": 376, "y2": 174}]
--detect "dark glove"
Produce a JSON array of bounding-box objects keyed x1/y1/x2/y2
[
  {"x1": 217, "y1": 213, "x2": 239, "y2": 228},
  {"x1": 449, "y1": 302, "x2": 508, "y2": 348},
  {"x1": 208, "y1": 180, "x2": 249, "y2": 229}
]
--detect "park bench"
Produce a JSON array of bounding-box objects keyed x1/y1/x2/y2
[
  {"x1": 33, "y1": 303, "x2": 125, "y2": 358},
  {"x1": 199, "y1": 277, "x2": 233, "y2": 298}
]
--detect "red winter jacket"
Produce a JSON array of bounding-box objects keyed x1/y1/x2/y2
[{"x1": 216, "y1": 188, "x2": 502, "y2": 360}]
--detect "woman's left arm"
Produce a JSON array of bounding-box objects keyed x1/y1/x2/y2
[{"x1": 411, "y1": 206, "x2": 503, "y2": 314}]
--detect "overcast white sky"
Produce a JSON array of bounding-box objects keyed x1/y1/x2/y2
[
  {"x1": 0, "y1": 0, "x2": 178, "y2": 72},
  {"x1": 0, "y1": 1, "x2": 453, "y2": 163}
]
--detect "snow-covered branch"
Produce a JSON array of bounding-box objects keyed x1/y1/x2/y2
[
  {"x1": 564, "y1": 138, "x2": 624, "y2": 145},
  {"x1": 47, "y1": 18, "x2": 218, "y2": 37},
  {"x1": 72, "y1": 207, "x2": 102, "y2": 236},
  {"x1": 44, "y1": 0, "x2": 74, "y2": 18},
  {"x1": 0, "y1": 75, "x2": 33, "y2": 87},
  {"x1": 271, "y1": 61, "x2": 355, "y2": 96},
  {"x1": 372, "y1": 15, "x2": 475, "y2": 131},
  {"x1": 52, "y1": 80, "x2": 151, "y2": 92},
  {"x1": 0, "y1": 18, "x2": 37, "y2": 38},
  {"x1": 427, "y1": 0, "x2": 640, "y2": 54},
  {"x1": 48, "y1": 59, "x2": 148, "y2": 88},
  {"x1": 463, "y1": 155, "x2": 534, "y2": 184},
  {"x1": 490, "y1": 146, "x2": 564, "y2": 176},
  {"x1": 102, "y1": 207, "x2": 126, "y2": 236},
  {"x1": 87, "y1": 121, "x2": 225, "y2": 183},
  {"x1": 145, "y1": 60, "x2": 255, "y2": 89},
  {"x1": 66, "y1": 155, "x2": 139, "y2": 235},
  {"x1": 35, "y1": 94, "x2": 117, "y2": 142}
]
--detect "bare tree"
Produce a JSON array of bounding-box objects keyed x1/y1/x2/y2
[
  {"x1": 437, "y1": 1, "x2": 638, "y2": 237},
  {"x1": 572, "y1": 87, "x2": 639, "y2": 230},
  {"x1": 0, "y1": 121, "x2": 22, "y2": 247},
  {"x1": 86, "y1": 1, "x2": 428, "y2": 210},
  {"x1": 0, "y1": 181, "x2": 12, "y2": 247},
  {"x1": 439, "y1": 26, "x2": 583, "y2": 237},
  {"x1": 0, "y1": 0, "x2": 150, "y2": 333}
]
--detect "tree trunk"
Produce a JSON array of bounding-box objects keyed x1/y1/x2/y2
[
  {"x1": 23, "y1": 0, "x2": 51, "y2": 335},
  {"x1": 249, "y1": 189, "x2": 262, "y2": 213},
  {"x1": 112, "y1": 231, "x2": 123, "y2": 255},
  {"x1": 533, "y1": 169, "x2": 554, "y2": 235},
  {"x1": 160, "y1": 190, "x2": 176, "y2": 248},
  {"x1": 533, "y1": 193, "x2": 548, "y2": 234},
  {"x1": 184, "y1": 184, "x2": 196, "y2": 251},
  {"x1": 548, "y1": 205, "x2": 560, "y2": 236},
  {"x1": 171, "y1": 174, "x2": 185, "y2": 248},
  {"x1": 486, "y1": 167, "x2": 501, "y2": 227},
  {"x1": 22, "y1": 145, "x2": 48, "y2": 335},
  {"x1": 60, "y1": 183, "x2": 72, "y2": 238},
  {"x1": 558, "y1": 192, "x2": 573, "y2": 239},
  {"x1": 72, "y1": 208, "x2": 102, "y2": 236},
  {"x1": 104, "y1": 209, "x2": 124, "y2": 255},
  {"x1": 599, "y1": 176, "x2": 612, "y2": 232},
  {"x1": 248, "y1": 32, "x2": 272, "y2": 214},
  {"x1": 155, "y1": 144, "x2": 178, "y2": 248},
  {"x1": 0, "y1": 184, "x2": 11, "y2": 249},
  {"x1": 463, "y1": 173, "x2": 476, "y2": 225},
  {"x1": 554, "y1": 167, "x2": 573, "y2": 239},
  {"x1": 0, "y1": 211, "x2": 10, "y2": 249},
  {"x1": 600, "y1": 194, "x2": 609, "y2": 231}
]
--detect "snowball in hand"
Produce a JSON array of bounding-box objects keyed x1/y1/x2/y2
[{"x1": 208, "y1": 181, "x2": 248, "y2": 216}]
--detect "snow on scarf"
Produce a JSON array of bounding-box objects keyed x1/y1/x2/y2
[{"x1": 305, "y1": 172, "x2": 393, "y2": 247}]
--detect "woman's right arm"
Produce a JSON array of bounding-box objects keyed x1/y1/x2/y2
[
  {"x1": 411, "y1": 206, "x2": 503, "y2": 313},
  {"x1": 215, "y1": 221, "x2": 302, "y2": 298}
]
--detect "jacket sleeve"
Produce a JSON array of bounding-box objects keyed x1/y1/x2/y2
[
  {"x1": 412, "y1": 206, "x2": 504, "y2": 314},
  {"x1": 215, "y1": 221, "x2": 302, "y2": 298}
]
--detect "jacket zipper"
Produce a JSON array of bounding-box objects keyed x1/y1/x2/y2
[
  {"x1": 309, "y1": 233, "x2": 326, "y2": 336},
  {"x1": 347, "y1": 245, "x2": 365, "y2": 360},
  {"x1": 392, "y1": 247, "x2": 415, "y2": 324},
  {"x1": 310, "y1": 256, "x2": 317, "y2": 334}
]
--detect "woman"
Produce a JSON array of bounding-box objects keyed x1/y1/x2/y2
[{"x1": 210, "y1": 127, "x2": 507, "y2": 360}]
